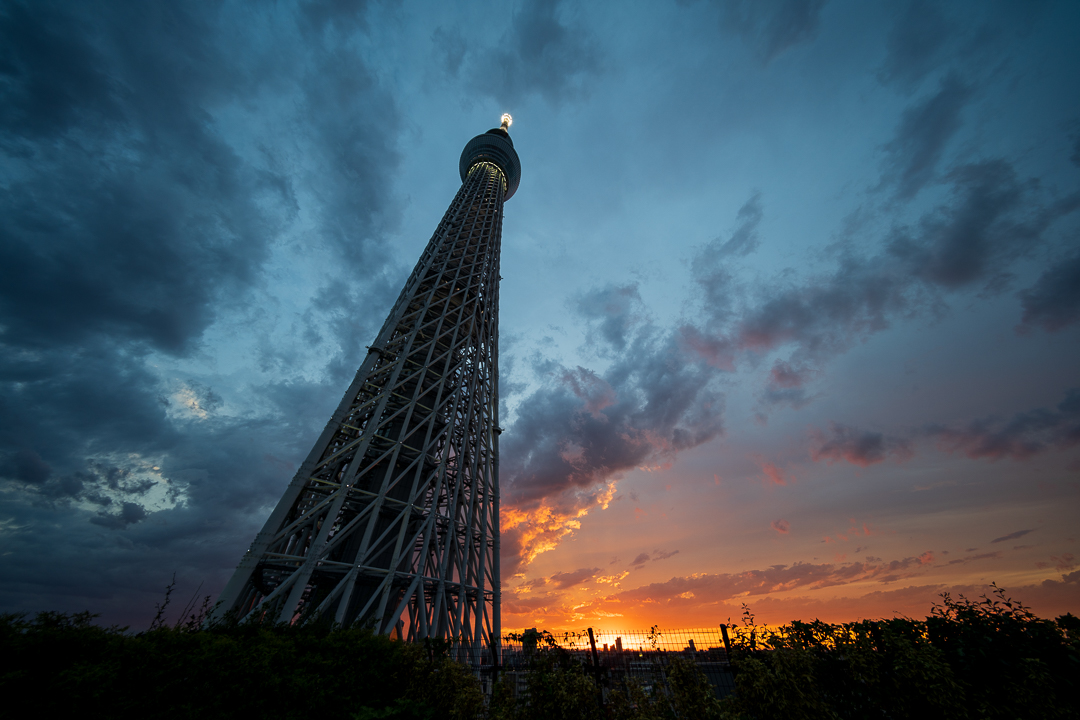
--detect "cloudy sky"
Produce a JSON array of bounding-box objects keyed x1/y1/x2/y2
[{"x1": 2, "y1": 0, "x2": 1079, "y2": 631}]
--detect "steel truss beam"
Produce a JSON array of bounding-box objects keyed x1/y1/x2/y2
[{"x1": 214, "y1": 153, "x2": 514, "y2": 666}]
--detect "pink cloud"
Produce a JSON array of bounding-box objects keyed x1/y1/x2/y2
[
  {"x1": 771, "y1": 519, "x2": 790, "y2": 534},
  {"x1": 677, "y1": 326, "x2": 736, "y2": 370},
  {"x1": 561, "y1": 367, "x2": 617, "y2": 418},
  {"x1": 769, "y1": 359, "x2": 812, "y2": 389},
  {"x1": 761, "y1": 461, "x2": 789, "y2": 485}
]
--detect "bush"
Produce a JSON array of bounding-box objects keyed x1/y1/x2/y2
[
  {"x1": 718, "y1": 585, "x2": 1080, "y2": 720},
  {"x1": 0, "y1": 611, "x2": 483, "y2": 719},
  {"x1": 3, "y1": 584, "x2": 1073, "y2": 719}
]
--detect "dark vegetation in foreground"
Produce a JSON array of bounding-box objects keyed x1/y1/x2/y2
[{"x1": 0, "y1": 585, "x2": 1076, "y2": 719}]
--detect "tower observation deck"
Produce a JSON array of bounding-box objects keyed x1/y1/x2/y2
[{"x1": 213, "y1": 117, "x2": 520, "y2": 665}]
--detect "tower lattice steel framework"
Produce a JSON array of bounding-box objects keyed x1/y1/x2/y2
[{"x1": 214, "y1": 117, "x2": 520, "y2": 663}]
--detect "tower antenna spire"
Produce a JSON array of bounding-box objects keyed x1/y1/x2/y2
[{"x1": 500, "y1": 113, "x2": 512, "y2": 131}]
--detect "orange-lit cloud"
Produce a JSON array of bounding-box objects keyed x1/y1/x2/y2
[
  {"x1": 596, "y1": 571, "x2": 630, "y2": 587},
  {"x1": 500, "y1": 331, "x2": 725, "y2": 574},
  {"x1": 503, "y1": 552, "x2": 1080, "y2": 631},
  {"x1": 771, "y1": 518, "x2": 790, "y2": 534}
]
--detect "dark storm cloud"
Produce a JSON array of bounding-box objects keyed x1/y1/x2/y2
[
  {"x1": 0, "y1": 344, "x2": 177, "y2": 483},
  {"x1": 708, "y1": 0, "x2": 829, "y2": 64},
  {"x1": 90, "y1": 501, "x2": 148, "y2": 530},
  {"x1": 881, "y1": 75, "x2": 972, "y2": 200},
  {"x1": 1018, "y1": 251, "x2": 1080, "y2": 332},
  {"x1": 926, "y1": 388, "x2": 1080, "y2": 461},
  {"x1": 0, "y1": 0, "x2": 405, "y2": 624},
  {"x1": 810, "y1": 422, "x2": 914, "y2": 467},
  {"x1": 466, "y1": 0, "x2": 601, "y2": 105},
  {"x1": 0, "y1": 2, "x2": 278, "y2": 355}
]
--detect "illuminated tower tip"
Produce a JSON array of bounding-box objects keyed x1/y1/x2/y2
[{"x1": 500, "y1": 113, "x2": 512, "y2": 131}]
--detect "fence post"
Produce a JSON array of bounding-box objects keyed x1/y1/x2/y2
[
  {"x1": 587, "y1": 627, "x2": 603, "y2": 708},
  {"x1": 720, "y1": 624, "x2": 732, "y2": 661}
]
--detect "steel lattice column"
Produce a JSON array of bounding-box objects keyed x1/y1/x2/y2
[{"x1": 213, "y1": 119, "x2": 521, "y2": 666}]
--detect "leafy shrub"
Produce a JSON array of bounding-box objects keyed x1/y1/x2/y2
[
  {"x1": 0, "y1": 611, "x2": 483, "y2": 720},
  {"x1": 719, "y1": 585, "x2": 1080, "y2": 720}
]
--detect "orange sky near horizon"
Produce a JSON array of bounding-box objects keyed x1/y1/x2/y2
[{"x1": 498, "y1": 407, "x2": 1080, "y2": 632}]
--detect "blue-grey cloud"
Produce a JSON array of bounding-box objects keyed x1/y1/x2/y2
[
  {"x1": 707, "y1": 0, "x2": 829, "y2": 64},
  {"x1": 810, "y1": 389, "x2": 1080, "y2": 467},
  {"x1": 926, "y1": 388, "x2": 1080, "y2": 461},
  {"x1": 691, "y1": 192, "x2": 764, "y2": 326},
  {"x1": 881, "y1": 75, "x2": 972, "y2": 199},
  {"x1": 810, "y1": 423, "x2": 914, "y2": 467},
  {"x1": 877, "y1": 0, "x2": 955, "y2": 89},
  {"x1": 885, "y1": 161, "x2": 1075, "y2": 289},
  {"x1": 687, "y1": 159, "x2": 1080, "y2": 407},
  {"x1": 877, "y1": 0, "x2": 1050, "y2": 91},
  {"x1": 1018, "y1": 251, "x2": 1080, "y2": 333},
  {"x1": 466, "y1": 0, "x2": 602, "y2": 106},
  {"x1": 574, "y1": 283, "x2": 644, "y2": 352},
  {"x1": 991, "y1": 529, "x2": 1035, "y2": 544}
]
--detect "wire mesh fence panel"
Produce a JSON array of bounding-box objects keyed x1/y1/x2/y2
[{"x1": 498, "y1": 627, "x2": 737, "y2": 701}]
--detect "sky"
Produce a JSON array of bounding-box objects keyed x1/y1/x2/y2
[{"x1": 1, "y1": 0, "x2": 1079, "y2": 632}]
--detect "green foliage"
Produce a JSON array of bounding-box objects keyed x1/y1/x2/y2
[
  {"x1": 0, "y1": 610, "x2": 483, "y2": 720},
  {"x1": 492, "y1": 635, "x2": 602, "y2": 720},
  {"x1": 3, "y1": 584, "x2": 1074, "y2": 720},
  {"x1": 719, "y1": 585, "x2": 1080, "y2": 720},
  {"x1": 605, "y1": 656, "x2": 723, "y2": 720},
  {"x1": 665, "y1": 656, "x2": 723, "y2": 720}
]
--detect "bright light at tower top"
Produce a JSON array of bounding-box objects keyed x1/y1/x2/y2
[{"x1": 500, "y1": 113, "x2": 512, "y2": 130}]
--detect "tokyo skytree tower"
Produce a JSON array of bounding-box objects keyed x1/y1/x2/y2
[{"x1": 213, "y1": 116, "x2": 520, "y2": 662}]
